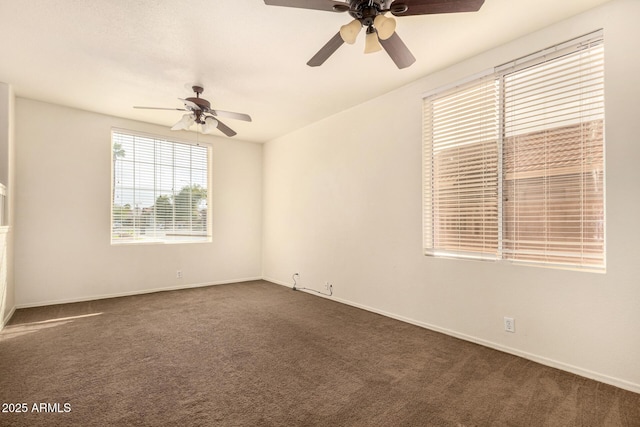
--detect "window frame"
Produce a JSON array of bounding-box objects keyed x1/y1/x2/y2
[
  {"x1": 423, "y1": 30, "x2": 605, "y2": 272},
  {"x1": 110, "y1": 128, "x2": 212, "y2": 245}
]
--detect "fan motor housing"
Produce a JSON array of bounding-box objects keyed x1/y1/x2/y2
[
  {"x1": 348, "y1": 0, "x2": 384, "y2": 24},
  {"x1": 186, "y1": 97, "x2": 211, "y2": 110}
]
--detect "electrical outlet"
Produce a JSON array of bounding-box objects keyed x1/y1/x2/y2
[
  {"x1": 325, "y1": 281, "x2": 330, "y2": 290},
  {"x1": 504, "y1": 317, "x2": 515, "y2": 333},
  {"x1": 176, "y1": 270, "x2": 183, "y2": 279}
]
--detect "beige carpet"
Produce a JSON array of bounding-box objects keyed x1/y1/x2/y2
[{"x1": 1, "y1": 280, "x2": 638, "y2": 426}]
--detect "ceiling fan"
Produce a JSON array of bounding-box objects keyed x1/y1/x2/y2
[
  {"x1": 133, "y1": 85, "x2": 252, "y2": 137},
  {"x1": 264, "y1": 0, "x2": 485, "y2": 69}
]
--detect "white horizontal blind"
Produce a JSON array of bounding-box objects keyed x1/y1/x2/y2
[
  {"x1": 424, "y1": 78, "x2": 500, "y2": 259},
  {"x1": 112, "y1": 131, "x2": 210, "y2": 244},
  {"x1": 502, "y1": 39, "x2": 604, "y2": 269},
  {"x1": 423, "y1": 31, "x2": 605, "y2": 271}
]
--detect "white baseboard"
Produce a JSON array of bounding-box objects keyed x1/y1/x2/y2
[
  {"x1": 15, "y1": 276, "x2": 263, "y2": 309},
  {"x1": 264, "y1": 277, "x2": 640, "y2": 395}
]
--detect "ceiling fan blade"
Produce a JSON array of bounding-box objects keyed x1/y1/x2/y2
[
  {"x1": 307, "y1": 32, "x2": 345, "y2": 67},
  {"x1": 133, "y1": 106, "x2": 188, "y2": 111},
  {"x1": 264, "y1": 0, "x2": 349, "y2": 12},
  {"x1": 215, "y1": 119, "x2": 237, "y2": 137},
  {"x1": 211, "y1": 110, "x2": 252, "y2": 122},
  {"x1": 390, "y1": 0, "x2": 484, "y2": 16},
  {"x1": 178, "y1": 98, "x2": 200, "y2": 110},
  {"x1": 380, "y1": 32, "x2": 416, "y2": 69}
]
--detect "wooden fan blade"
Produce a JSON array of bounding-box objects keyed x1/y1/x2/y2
[
  {"x1": 307, "y1": 32, "x2": 345, "y2": 67},
  {"x1": 215, "y1": 119, "x2": 237, "y2": 137},
  {"x1": 380, "y1": 32, "x2": 416, "y2": 69},
  {"x1": 211, "y1": 110, "x2": 252, "y2": 122},
  {"x1": 178, "y1": 98, "x2": 200, "y2": 110},
  {"x1": 390, "y1": 0, "x2": 484, "y2": 16},
  {"x1": 133, "y1": 106, "x2": 188, "y2": 111},
  {"x1": 264, "y1": 0, "x2": 349, "y2": 12}
]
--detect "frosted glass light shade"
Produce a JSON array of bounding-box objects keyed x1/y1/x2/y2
[
  {"x1": 202, "y1": 116, "x2": 219, "y2": 134},
  {"x1": 339, "y1": 19, "x2": 361, "y2": 44},
  {"x1": 171, "y1": 114, "x2": 195, "y2": 131},
  {"x1": 373, "y1": 14, "x2": 396, "y2": 40},
  {"x1": 364, "y1": 30, "x2": 382, "y2": 54}
]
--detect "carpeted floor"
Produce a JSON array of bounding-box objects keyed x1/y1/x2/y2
[{"x1": 1, "y1": 280, "x2": 639, "y2": 426}]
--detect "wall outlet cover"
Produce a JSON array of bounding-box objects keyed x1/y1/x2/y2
[{"x1": 504, "y1": 317, "x2": 515, "y2": 333}]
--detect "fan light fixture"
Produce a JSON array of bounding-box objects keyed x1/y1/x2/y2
[
  {"x1": 364, "y1": 27, "x2": 382, "y2": 54},
  {"x1": 201, "y1": 116, "x2": 219, "y2": 134},
  {"x1": 373, "y1": 14, "x2": 396, "y2": 40},
  {"x1": 339, "y1": 19, "x2": 361, "y2": 44},
  {"x1": 170, "y1": 113, "x2": 219, "y2": 134},
  {"x1": 171, "y1": 113, "x2": 195, "y2": 131}
]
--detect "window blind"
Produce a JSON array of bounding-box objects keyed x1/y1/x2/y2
[
  {"x1": 111, "y1": 130, "x2": 210, "y2": 244},
  {"x1": 502, "y1": 39, "x2": 604, "y2": 269},
  {"x1": 423, "y1": 78, "x2": 500, "y2": 259},
  {"x1": 423, "y1": 31, "x2": 605, "y2": 271}
]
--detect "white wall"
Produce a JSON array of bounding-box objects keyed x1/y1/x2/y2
[
  {"x1": 263, "y1": 0, "x2": 640, "y2": 393},
  {"x1": 15, "y1": 99, "x2": 263, "y2": 307},
  {"x1": 0, "y1": 82, "x2": 16, "y2": 327}
]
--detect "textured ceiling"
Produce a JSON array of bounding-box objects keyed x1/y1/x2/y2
[{"x1": 0, "y1": 0, "x2": 611, "y2": 143}]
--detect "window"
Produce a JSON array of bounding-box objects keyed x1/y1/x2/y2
[
  {"x1": 111, "y1": 130, "x2": 210, "y2": 244},
  {"x1": 423, "y1": 31, "x2": 604, "y2": 271}
]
